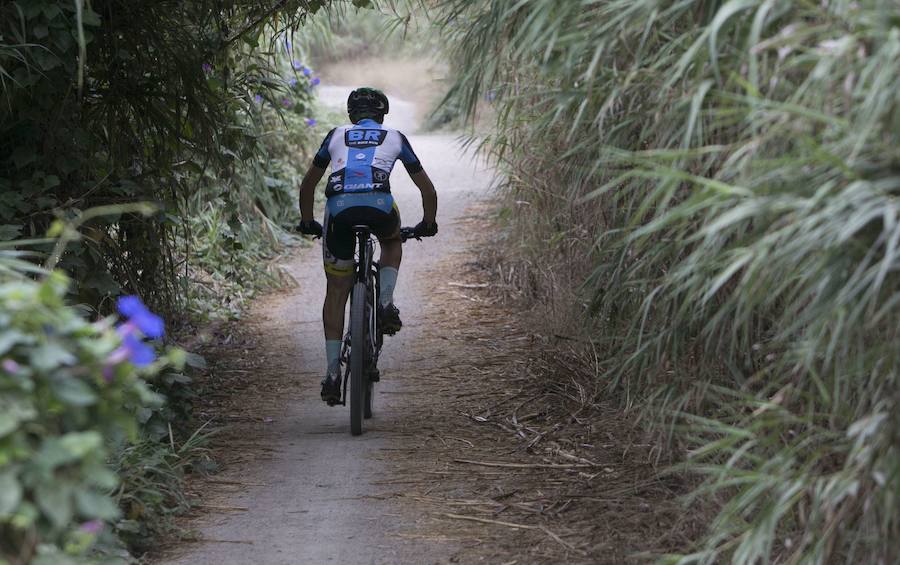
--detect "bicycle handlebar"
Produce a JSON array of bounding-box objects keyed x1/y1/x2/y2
[
  {"x1": 296, "y1": 224, "x2": 430, "y2": 243},
  {"x1": 400, "y1": 227, "x2": 434, "y2": 243}
]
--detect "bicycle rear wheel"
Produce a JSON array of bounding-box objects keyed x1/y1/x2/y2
[
  {"x1": 364, "y1": 380, "x2": 373, "y2": 419},
  {"x1": 350, "y1": 281, "x2": 367, "y2": 436}
]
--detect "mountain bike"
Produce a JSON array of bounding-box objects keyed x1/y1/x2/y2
[{"x1": 339, "y1": 225, "x2": 430, "y2": 436}]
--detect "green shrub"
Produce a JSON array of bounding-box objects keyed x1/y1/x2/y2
[
  {"x1": 299, "y1": 1, "x2": 426, "y2": 64},
  {"x1": 0, "y1": 1, "x2": 360, "y2": 562},
  {"x1": 0, "y1": 0, "x2": 332, "y2": 321},
  {"x1": 176, "y1": 70, "x2": 324, "y2": 321},
  {"x1": 0, "y1": 272, "x2": 177, "y2": 563}
]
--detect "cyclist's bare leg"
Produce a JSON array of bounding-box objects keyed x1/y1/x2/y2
[
  {"x1": 376, "y1": 228, "x2": 403, "y2": 333},
  {"x1": 323, "y1": 273, "x2": 353, "y2": 341},
  {"x1": 378, "y1": 233, "x2": 402, "y2": 270}
]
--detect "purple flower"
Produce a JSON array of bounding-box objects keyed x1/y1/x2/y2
[
  {"x1": 105, "y1": 298, "x2": 164, "y2": 372},
  {"x1": 202, "y1": 63, "x2": 212, "y2": 73},
  {"x1": 288, "y1": 78, "x2": 298, "y2": 87},
  {"x1": 303, "y1": 68, "x2": 312, "y2": 77},
  {"x1": 116, "y1": 296, "x2": 164, "y2": 339},
  {"x1": 254, "y1": 94, "x2": 263, "y2": 104},
  {"x1": 1, "y1": 358, "x2": 20, "y2": 373},
  {"x1": 106, "y1": 343, "x2": 128, "y2": 366},
  {"x1": 121, "y1": 333, "x2": 156, "y2": 367},
  {"x1": 108, "y1": 323, "x2": 157, "y2": 367},
  {"x1": 282, "y1": 98, "x2": 293, "y2": 107},
  {"x1": 310, "y1": 77, "x2": 320, "y2": 86},
  {"x1": 80, "y1": 520, "x2": 104, "y2": 535},
  {"x1": 292, "y1": 60, "x2": 304, "y2": 70},
  {"x1": 305, "y1": 118, "x2": 316, "y2": 126}
]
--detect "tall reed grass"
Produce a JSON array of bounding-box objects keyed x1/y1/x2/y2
[{"x1": 431, "y1": 0, "x2": 899, "y2": 562}]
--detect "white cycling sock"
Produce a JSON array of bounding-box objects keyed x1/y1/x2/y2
[
  {"x1": 326, "y1": 340, "x2": 341, "y2": 374},
  {"x1": 379, "y1": 267, "x2": 398, "y2": 306}
]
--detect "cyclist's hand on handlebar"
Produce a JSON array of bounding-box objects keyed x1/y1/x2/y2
[
  {"x1": 297, "y1": 219, "x2": 323, "y2": 238},
  {"x1": 414, "y1": 220, "x2": 438, "y2": 238}
]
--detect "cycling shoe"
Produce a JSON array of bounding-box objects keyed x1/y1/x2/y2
[
  {"x1": 320, "y1": 373, "x2": 341, "y2": 406},
  {"x1": 379, "y1": 303, "x2": 402, "y2": 335}
]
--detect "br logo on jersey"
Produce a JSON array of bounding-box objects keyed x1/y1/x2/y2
[{"x1": 345, "y1": 129, "x2": 387, "y2": 148}]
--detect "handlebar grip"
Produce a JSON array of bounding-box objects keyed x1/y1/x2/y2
[{"x1": 400, "y1": 227, "x2": 430, "y2": 243}]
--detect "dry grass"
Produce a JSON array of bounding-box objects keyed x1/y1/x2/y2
[
  {"x1": 430, "y1": 1, "x2": 900, "y2": 560},
  {"x1": 376, "y1": 208, "x2": 706, "y2": 563}
]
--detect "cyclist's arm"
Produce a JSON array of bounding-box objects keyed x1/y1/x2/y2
[
  {"x1": 398, "y1": 132, "x2": 436, "y2": 224},
  {"x1": 299, "y1": 128, "x2": 336, "y2": 222},
  {"x1": 298, "y1": 164, "x2": 326, "y2": 222},
  {"x1": 410, "y1": 170, "x2": 437, "y2": 224}
]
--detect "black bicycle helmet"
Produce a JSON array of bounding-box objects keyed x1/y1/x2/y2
[{"x1": 347, "y1": 87, "x2": 389, "y2": 123}]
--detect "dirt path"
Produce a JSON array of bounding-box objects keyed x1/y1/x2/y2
[{"x1": 157, "y1": 85, "x2": 494, "y2": 564}]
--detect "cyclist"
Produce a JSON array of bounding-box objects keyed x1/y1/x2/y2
[{"x1": 297, "y1": 87, "x2": 438, "y2": 404}]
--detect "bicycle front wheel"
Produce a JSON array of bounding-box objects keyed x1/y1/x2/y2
[{"x1": 349, "y1": 281, "x2": 367, "y2": 436}]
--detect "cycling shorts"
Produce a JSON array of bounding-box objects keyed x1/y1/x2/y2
[{"x1": 322, "y1": 192, "x2": 401, "y2": 277}]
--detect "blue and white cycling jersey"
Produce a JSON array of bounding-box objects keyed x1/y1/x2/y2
[{"x1": 313, "y1": 118, "x2": 423, "y2": 199}]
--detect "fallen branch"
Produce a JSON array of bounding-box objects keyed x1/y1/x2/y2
[
  {"x1": 442, "y1": 512, "x2": 535, "y2": 530},
  {"x1": 539, "y1": 525, "x2": 582, "y2": 554},
  {"x1": 454, "y1": 458, "x2": 592, "y2": 469},
  {"x1": 448, "y1": 281, "x2": 490, "y2": 289},
  {"x1": 442, "y1": 513, "x2": 581, "y2": 554},
  {"x1": 554, "y1": 450, "x2": 601, "y2": 467}
]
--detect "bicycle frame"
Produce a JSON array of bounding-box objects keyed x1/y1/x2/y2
[
  {"x1": 354, "y1": 227, "x2": 375, "y2": 284},
  {"x1": 355, "y1": 226, "x2": 383, "y2": 361},
  {"x1": 332, "y1": 223, "x2": 430, "y2": 434},
  {"x1": 340, "y1": 227, "x2": 382, "y2": 411}
]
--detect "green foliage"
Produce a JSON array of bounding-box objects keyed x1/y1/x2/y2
[
  {"x1": 177, "y1": 75, "x2": 323, "y2": 320},
  {"x1": 113, "y1": 420, "x2": 213, "y2": 554},
  {"x1": 0, "y1": 0, "x2": 330, "y2": 320},
  {"x1": 432, "y1": 0, "x2": 900, "y2": 562},
  {"x1": 297, "y1": 1, "x2": 436, "y2": 64},
  {"x1": 1, "y1": 1, "x2": 341, "y2": 557},
  {"x1": 0, "y1": 271, "x2": 168, "y2": 563}
]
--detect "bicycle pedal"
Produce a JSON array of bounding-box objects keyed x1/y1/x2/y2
[
  {"x1": 321, "y1": 378, "x2": 342, "y2": 406},
  {"x1": 321, "y1": 391, "x2": 341, "y2": 406}
]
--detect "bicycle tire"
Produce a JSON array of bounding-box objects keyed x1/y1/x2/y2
[
  {"x1": 350, "y1": 281, "x2": 367, "y2": 436},
  {"x1": 364, "y1": 380, "x2": 373, "y2": 419},
  {"x1": 364, "y1": 280, "x2": 376, "y2": 420}
]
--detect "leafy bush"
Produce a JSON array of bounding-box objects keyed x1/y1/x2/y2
[
  {"x1": 299, "y1": 1, "x2": 424, "y2": 64},
  {"x1": 177, "y1": 69, "x2": 324, "y2": 321},
  {"x1": 0, "y1": 0, "x2": 331, "y2": 322},
  {"x1": 0, "y1": 273, "x2": 172, "y2": 563},
  {"x1": 0, "y1": 1, "x2": 365, "y2": 562},
  {"x1": 1, "y1": 1, "x2": 350, "y2": 560},
  {"x1": 431, "y1": 0, "x2": 900, "y2": 562}
]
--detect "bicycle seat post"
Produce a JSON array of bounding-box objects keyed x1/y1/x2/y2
[{"x1": 353, "y1": 225, "x2": 373, "y2": 282}]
